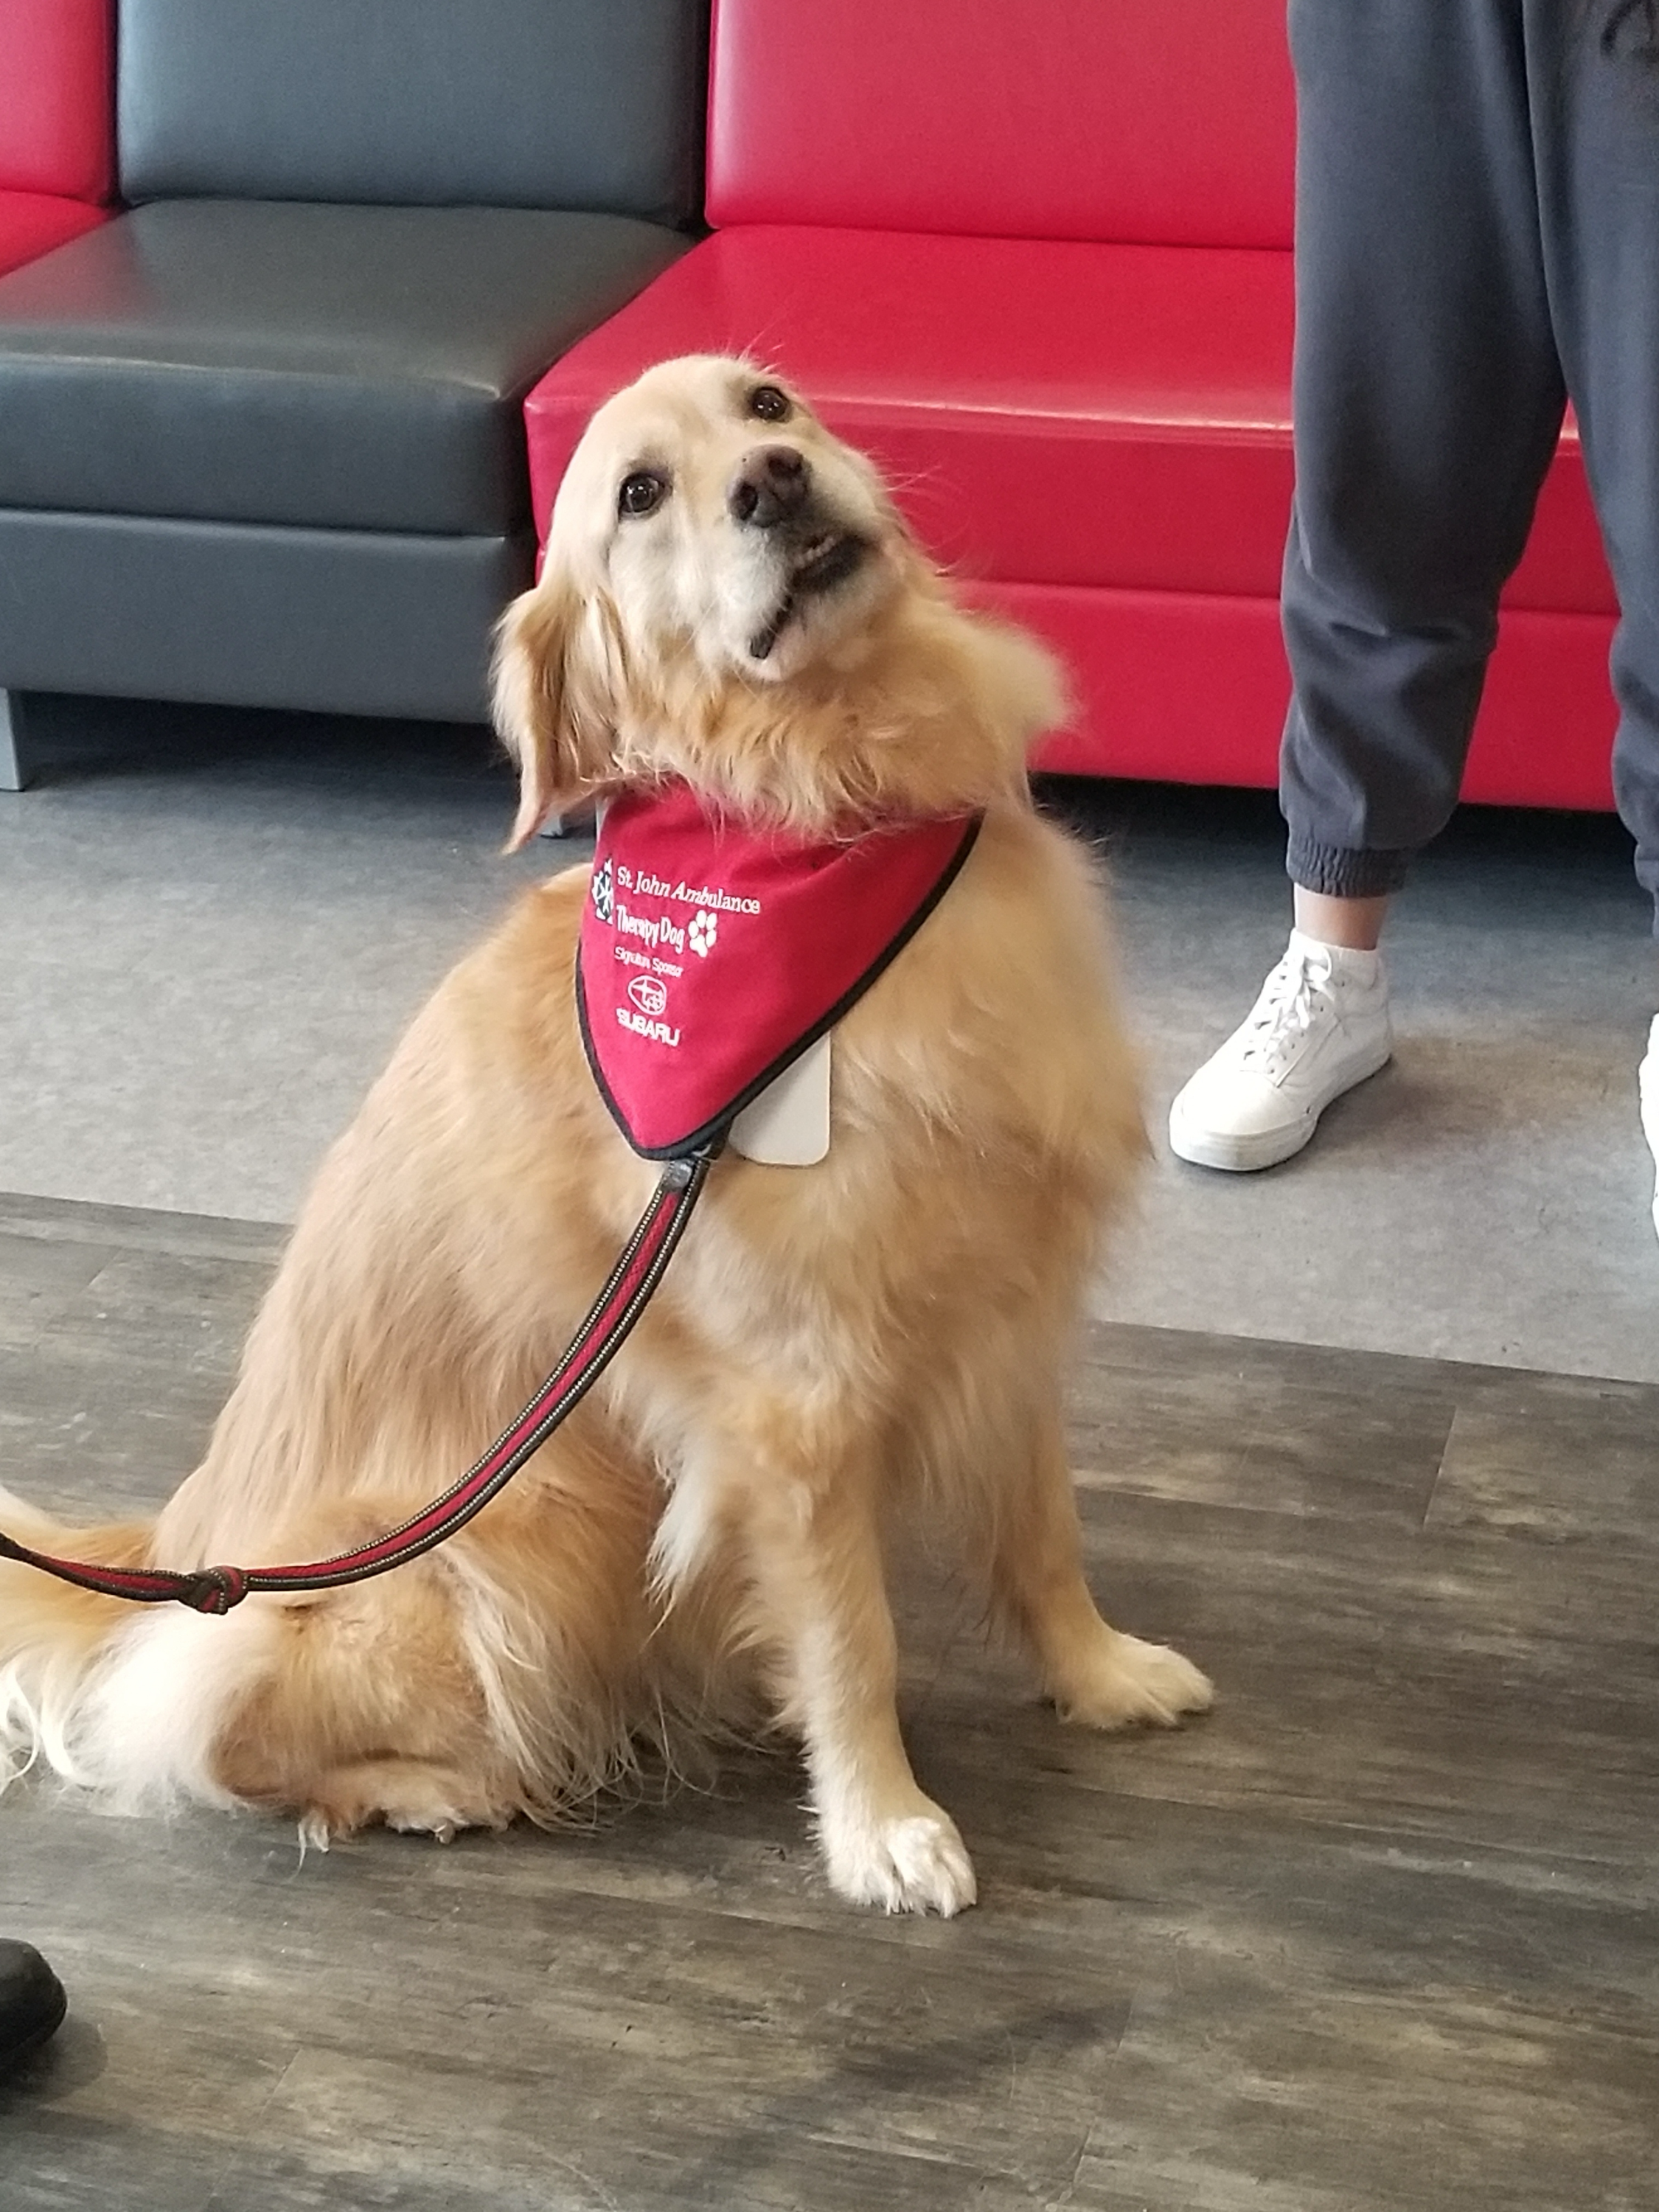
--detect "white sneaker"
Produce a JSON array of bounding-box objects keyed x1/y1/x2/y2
[
  {"x1": 1640, "y1": 1015, "x2": 1659, "y2": 1242},
  {"x1": 1169, "y1": 929, "x2": 1393, "y2": 1172}
]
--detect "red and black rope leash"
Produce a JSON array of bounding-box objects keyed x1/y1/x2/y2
[{"x1": 0, "y1": 1152, "x2": 713, "y2": 1617}]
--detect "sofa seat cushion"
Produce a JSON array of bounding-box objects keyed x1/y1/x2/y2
[
  {"x1": 0, "y1": 191, "x2": 107, "y2": 281},
  {"x1": 524, "y1": 225, "x2": 1614, "y2": 616},
  {"x1": 0, "y1": 199, "x2": 692, "y2": 535},
  {"x1": 529, "y1": 226, "x2": 1297, "y2": 596}
]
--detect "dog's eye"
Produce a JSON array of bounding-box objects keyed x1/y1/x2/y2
[
  {"x1": 618, "y1": 470, "x2": 668, "y2": 518},
  {"x1": 748, "y1": 384, "x2": 792, "y2": 423}
]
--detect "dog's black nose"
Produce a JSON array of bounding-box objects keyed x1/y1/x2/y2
[{"x1": 728, "y1": 445, "x2": 810, "y2": 528}]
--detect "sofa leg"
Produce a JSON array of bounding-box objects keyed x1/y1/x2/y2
[{"x1": 0, "y1": 691, "x2": 35, "y2": 792}]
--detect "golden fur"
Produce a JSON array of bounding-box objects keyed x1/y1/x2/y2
[{"x1": 0, "y1": 357, "x2": 1210, "y2": 1913}]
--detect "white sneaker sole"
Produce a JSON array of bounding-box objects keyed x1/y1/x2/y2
[{"x1": 1168, "y1": 1038, "x2": 1393, "y2": 1174}]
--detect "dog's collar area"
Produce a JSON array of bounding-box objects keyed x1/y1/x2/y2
[{"x1": 577, "y1": 781, "x2": 983, "y2": 1161}]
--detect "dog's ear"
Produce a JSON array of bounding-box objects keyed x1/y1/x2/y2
[{"x1": 492, "y1": 576, "x2": 627, "y2": 851}]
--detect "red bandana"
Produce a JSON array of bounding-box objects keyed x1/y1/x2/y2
[{"x1": 576, "y1": 783, "x2": 981, "y2": 1159}]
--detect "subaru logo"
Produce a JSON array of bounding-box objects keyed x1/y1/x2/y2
[{"x1": 627, "y1": 975, "x2": 668, "y2": 1018}]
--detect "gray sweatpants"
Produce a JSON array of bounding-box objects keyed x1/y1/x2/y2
[{"x1": 1280, "y1": 0, "x2": 1659, "y2": 928}]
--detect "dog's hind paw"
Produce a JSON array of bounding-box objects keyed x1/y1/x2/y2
[
  {"x1": 1054, "y1": 1632, "x2": 1214, "y2": 1731},
  {"x1": 820, "y1": 1796, "x2": 978, "y2": 1917},
  {"x1": 293, "y1": 1759, "x2": 514, "y2": 1846}
]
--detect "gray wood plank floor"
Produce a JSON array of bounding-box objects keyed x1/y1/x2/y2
[{"x1": 1, "y1": 1192, "x2": 1655, "y2": 2211}]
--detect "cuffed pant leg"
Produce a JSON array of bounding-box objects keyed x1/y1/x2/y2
[{"x1": 1279, "y1": 0, "x2": 1568, "y2": 893}]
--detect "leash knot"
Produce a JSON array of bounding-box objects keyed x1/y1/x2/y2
[{"x1": 182, "y1": 1565, "x2": 249, "y2": 1615}]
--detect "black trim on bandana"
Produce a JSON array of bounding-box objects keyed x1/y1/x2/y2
[{"x1": 576, "y1": 812, "x2": 984, "y2": 1161}]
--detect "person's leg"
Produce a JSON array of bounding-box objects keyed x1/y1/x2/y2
[
  {"x1": 0, "y1": 1941, "x2": 66, "y2": 2073},
  {"x1": 1532, "y1": 4, "x2": 1659, "y2": 1235},
  {"x1": 1281, "y1": 0, "x2": 1569, "y2": 891},
  {"x1": 1540, "y1": 0, "x2": 1659, "y2": 937},
  {"x1": 1171, "y1": 0, "x2": 1568, "y2": 1172},
  {"x1": 1293, "y1": 889, "x2": 1388, "y2": 953}
]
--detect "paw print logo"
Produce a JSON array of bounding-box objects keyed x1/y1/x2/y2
[
  {"x1": 590, "y1": 858, "x2": 614, "y2": 925},
  {"x1": 688, "y1": 908, "x2": 719, "y2": 959}
]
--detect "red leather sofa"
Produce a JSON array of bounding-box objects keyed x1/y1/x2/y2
[
  {"x1": 524, "y1": 0, "x2": 1619, "y2": 810},
  {"x1": 0, "y1": 0, "x2": 113, "y2": 278}
]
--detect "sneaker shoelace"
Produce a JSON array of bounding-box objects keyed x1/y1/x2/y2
[{"x1": 1237, "y1": 949, "x2": 1335, "y2": 1078}]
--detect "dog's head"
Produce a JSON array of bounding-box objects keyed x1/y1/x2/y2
[{"x1": 494, "y1": 355, "x2": 1065, "y2": 845}]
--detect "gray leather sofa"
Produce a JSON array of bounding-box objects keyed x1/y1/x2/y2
[{"x1": 0, "y1": 0, "x2": 706, "y2": 788}]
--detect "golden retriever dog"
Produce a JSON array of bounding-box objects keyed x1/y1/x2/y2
[{"x1": 0, "y1": 356, "x2": 1210, "y2": 1915}]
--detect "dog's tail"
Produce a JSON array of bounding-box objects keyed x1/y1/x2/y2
[{"x1": 0, "y1": 1486, "x2": 266, "y2": 1812}]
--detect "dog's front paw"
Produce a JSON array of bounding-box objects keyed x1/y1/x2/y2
[
  {"x1": 1054, "y1": 1632, "x2": 1214, "y2": 1731},
  {"x1": 819, "y1": 1795, "x2": 978, "y2": 1917}
]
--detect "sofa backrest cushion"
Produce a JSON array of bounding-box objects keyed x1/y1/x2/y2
[
  {"x1": 0, "y1": 0, "x2": 114, "y2": 202},
  {"x1": 116, "y1": 0, "x2": 708, "y2": 224},
  {"x1": 708, "y1": 0, "x2": 1294, "y2": 249}
]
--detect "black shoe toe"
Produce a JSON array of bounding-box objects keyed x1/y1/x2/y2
[{"x1": 0, "y1": 1941, "x2": 68, "y2": 2072}]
